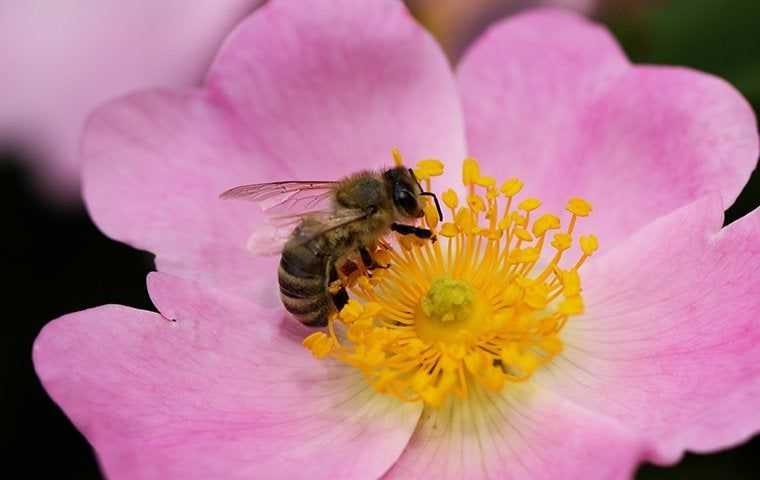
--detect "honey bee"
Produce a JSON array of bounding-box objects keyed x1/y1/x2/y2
[{"x1": 221, "y1": 166, "x2": 443, "y2": 327}]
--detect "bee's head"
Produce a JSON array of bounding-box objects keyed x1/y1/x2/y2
[
  {"x1": 383, "y1": 167, "x2": 443, "y2": 222},
  {"x1": 384, "y1": 167, "x2": 424, "y2": 219}
]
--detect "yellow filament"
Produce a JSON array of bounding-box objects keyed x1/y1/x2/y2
[{"x1": 303, "y1": 153, "x2": 598, "y2": 407}]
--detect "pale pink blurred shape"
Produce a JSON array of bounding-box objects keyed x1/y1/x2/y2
[
  {"x1": 0, "y1": 0, "x2": 263, "y2": 202},
  {"x1": 33, "y1": 1, "x2": 760, "y2": 478}
]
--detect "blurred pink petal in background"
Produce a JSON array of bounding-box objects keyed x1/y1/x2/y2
[{"x1": 0, "y1": 0, "x2": 263, "y2": 203}]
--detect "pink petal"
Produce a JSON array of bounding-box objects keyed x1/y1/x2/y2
[
  {"x1": 83, "y1": 89, "x2": 281, "y2": 302},
  {"x1": 538, "y1": 195, "x2": 760, "y2": 462},
  {"x1": 83, "y1": 0, "x2": 466, "y2": 300},
  {"x1": 207, "y1": 0, "x2": 466, "y2": 178},
  {"x1": 0, "y1": 0, "x2": 262, "y2": 202},
  {"x1": 34, "y1": 272, "x2": 422, "y2": 479},
  {"x1": 457, "y1": 8, "x2": 758, "y2": 247},
  {"x1": 386, "y1": 384, "x2": 647, "y2": 479}
]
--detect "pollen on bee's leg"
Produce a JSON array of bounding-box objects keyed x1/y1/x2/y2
[{"x1": 303, "y1": 152, "x2": 598, "y2": 408}]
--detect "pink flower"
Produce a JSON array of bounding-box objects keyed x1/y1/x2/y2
[
  {"x1": 34, "y1": 1, "x2": 760, "y2": 479},
  {"x1": 0, "y1": 0, "x2": 262, "y2": 202}
]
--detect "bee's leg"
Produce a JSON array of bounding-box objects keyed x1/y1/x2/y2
[
  {"x1": 326, "y1": 259, "x2": 349, "y2": 311},
  {"x1": 359, "y1": 246, "x2": 390, "y2": 271},
  {"x1": 391, "y1": 223, "x2": 436, "y2": 241},
  {"x1": 337, "y1": 258, "x2": 359, "y2": 283}
]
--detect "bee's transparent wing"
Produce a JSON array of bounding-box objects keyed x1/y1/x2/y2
[
  {"x1": 220, "y1": 180, "x2": 336, "y2": 215},
  {"x1": 246, "y1": 208, "x2": 371, "y2": 256},
  {"x1": 221, "y1": 180, "x2": 370, "y2": 256}
]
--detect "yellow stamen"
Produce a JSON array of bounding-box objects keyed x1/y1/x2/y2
[
  {"x1": 392, "y1": 147, "x2": 404, "y2": 167},
  {"x1": 302, "y1": 152, "x2": 598, "y2": 407}
]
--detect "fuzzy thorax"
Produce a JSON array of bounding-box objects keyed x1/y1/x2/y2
[{"x1": 304, "y1": 154, "x2": 598, "y2": 407}]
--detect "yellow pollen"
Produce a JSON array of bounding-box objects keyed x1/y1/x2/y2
[{"x1": 302, "y1": 152, "x2": 598, "y2": 407}]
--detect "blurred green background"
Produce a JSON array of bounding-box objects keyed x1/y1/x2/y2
[{"x1": 1, "y1": 0, "x2": 758, "y2": 478}]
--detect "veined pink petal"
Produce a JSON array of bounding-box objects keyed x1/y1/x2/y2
[
  {"x1": 83, "y1": 89, "x2": 281, "y2": 302},
  {"x1": 33, "y1": 272, "x2": 422, "y2": 479},
  {"x1": 207, "y1": 0, "x2": 466, "y2": 178},
  {"x1": 0, "y1": 0, "x2": 262, "y2": 202},
  {"x1": 457, "y1": 9, "x2": 758, "y2": 248},
  {"x1": 538, "y1": 195, "x2": 760, "y2": 463},
  {"x1": 386, "y1": 383, "x2": 648, "y2": 479},
  {"x1": 83, "y1": 0, "x2": 466, "y2": 300}
]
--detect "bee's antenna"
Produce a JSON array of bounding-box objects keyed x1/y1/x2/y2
[
  {"x1": 409, "y1": 168, "x2": 444, "y2": 222},
  {"x1": 420, "y1": 192, "x2": 443, "y2": 222}
]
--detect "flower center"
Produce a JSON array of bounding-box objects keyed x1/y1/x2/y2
[
  {"x1": 416, "y1": 277, "x2": 488, "y2": 343},
  {"x1": 303, "y1": 151, "x2": 598, "y2": 407}
]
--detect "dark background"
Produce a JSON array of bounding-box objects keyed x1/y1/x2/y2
[{"x1": 2, "y1": 0, "x2": 759, "y2": 477}]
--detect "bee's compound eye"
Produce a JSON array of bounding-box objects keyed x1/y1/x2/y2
[{"x1": 395, "y1": 187, "x2": 420, "y2": 217}]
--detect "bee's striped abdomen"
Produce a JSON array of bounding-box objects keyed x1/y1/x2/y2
[{"x1": 278, "y1": 241, "x2": 347, "y2": 327}]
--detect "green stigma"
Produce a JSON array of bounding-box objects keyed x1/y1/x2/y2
[{"x1": 421, "y1": 277, "x2": 475, "y2": 324}]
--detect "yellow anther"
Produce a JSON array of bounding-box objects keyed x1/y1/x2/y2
[
  {"x1": 551, "y1": 233, "x2": 572, "y2": 252},
  {"x1": 480, "y1": 365, "x2": 505, "y2": 391},
  {"x1": 539, "y1": 336, "x2": 563, "y2": 355},
  {"x1": 499, "y1": 345, "x2": 520, "y2": 368},
  {"x1": 502, "y1": 284, "x2": 523, "y2": 306},
  {"x1": 515, "y1": 352, "x2": 539, "y2": 374},
  {"x1": 303, "y1": 332, "x2": 334, "y2": 358},
  {"x1": 518, "y1": 197, "x2": 542, "y2": 212},
  {"x1": 455, "y1": 207, "x2": 474, "y2": 233},
  {"x1": 467, "y1": 194, "x2": 486, "y2": 213},
  {"x1": 392, "y1": 148, "x2": 404, "y2": 167},
  {"x1": 510, "y1": 211, "x2": 527, "y2": 227},
  {"x1": 419, "y1": 387, "x2": 445, "y2": 408},
  {"x1": 364, "y1": 348, "x2": 386, "y2": 367},
  {"x1": 363, "y1": 302, "x2": 383, "y2": 318},
  {"x1": 486, "y1": 186, "x2": 499, "y2": 200},
  {"x1": 413, "y1": 168, "x2": 430, "y2": 181},
  {"x1": 580, "y1": 234, "x2": 599, "y2": 256},
  {"x1": 475, "y1": 175, "x2": 496, "y2": 187},
  {"x1": 500, "y1": 177, "x2": 524, "y2": 197},
  {"x1": 442, "y1": 188, "x2": 458, "y2": 210},
  {"x1": 424, "y1": 201, "x2": 439, "y2": 230},
  {"x1": 532, "y1": 214, "x2": 561, "y2": 237},
  {"x1": 511, "y1": 248, "x2": 539, "y2": 263},
  {"x1": 558, "y1": 269, "x2": 581, "y2": 296},
  {"x1": 416, "y1": 158, "x2": 444, "y2": 176},
  {"x1": 464, "y1": 350, "x2": 487, "y2": 374},
  {"x1": 440, "y1": 222, "x2": 458, "y2": 237},
  {"x1": 444, "y1": 343, "x2": 467, "y2": 360},
  {"x1": 438, "y1": 354, "x2": 459, "y2": 371},
  {"x1": 559, "y1": 296, "x2": 584, "y2": 315},
  {"x1": 462, "y1": 157, "x2": 480, "y2": 186},
  {"x1": 524, "y1": 287, "x2": 548, "y2": 309},
  {"x1": 357, "y1": 275, "x2": 373, "y2": 290},
  {"x1": 486, "y1": 205, "x2": 498, "y2": 222},
  {"x1": 513, "y1": 227, "x2": 533, "y2": 242},
  {"x1": 484, "y1": 228, "x2": 501, "y2": 241},
  {"x1": 567, "y1": 197, "x2": 592, "y2": 216},
  {"x1": 340, "y1": 299, "x2": 364, "y2": 323}
]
